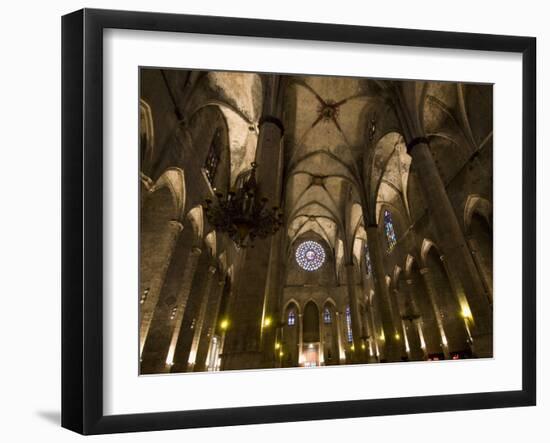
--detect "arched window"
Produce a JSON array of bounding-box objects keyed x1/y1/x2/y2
[
  {"x1": 323, "y1": 307, "x2": 332, "y2": 324},
  {"x1": 287, "y1": 310, "x2": 296, "y2": 326},
  {"x1": 364, "y1": 244, "x2": 373, "y2": 275},
  {"x1": 345, "y1": 306, "x2": 353, "y2": 343},
  {"x1": 204, "y1": 128, "x2": 221, "y2": 185},
  {"x1": 295, "y1": 240, "x2": 326, "y2": 271},
  {"x1": 383, "y1": 209, "x2": 397, "y2": 252}
]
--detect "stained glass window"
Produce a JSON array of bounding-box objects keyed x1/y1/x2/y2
[
  {"x1": 345, "y1": 306, "x2": 353, "y2": 343},
  {"x1": 295, "y1": 240, "x2": 326, "y2": 271},
  {"x1": 323, "y1": 308, "x2": 332, "y2": 324},
  {"x1": 204, "y1": 129, "x2": 221, "y2": 185},
  {"x1": 287, "y1": 310, "x2": 296, "y2": 326},
  {"x1": 364, "y1": 244, "x2": 372, "y2": 275},
  {"x1": 384, "y1": 209, "x2": 397, "y2": 252}
]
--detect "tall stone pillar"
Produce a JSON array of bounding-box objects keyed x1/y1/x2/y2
[
  {"x1": 367, "y1": 303, "x2": 381, "y2": 361},
  {"x1": 402, "y1": 280, "x2": 424, "y2": 360},
  {"x1": 420, "y1": 267, "x2": 450, "y2": 359},
  {"x1": 260, "y1": 229, "x2": 286, "y2": 368},
  {"x1": 140, "y1": 239, "x2": 197, "y2": 373},
  {"x1": 297, "y1": 312, "x2": 304, "y2": 365},
  {"x1": 194, "y1": 277, "x2": 226, "y2": 372},
  {"x1": 221, "y1": 238, "x2": 271, "y2": 370},
  {"x1": 390, "y1": 287, "x2": 409, "y2": 354},
  {"x1": 407, "y1": 139, "x2": 492, "y2": 356},
  {"x1": 187, "y1": 264, "x2": 217, "y2": 371},
  {"x1": 344, "y1": 263, "x2": 367, "y2": 363},
  {"x1": 139, "y1": 220, "x2": 183, "y2": 355},
  {"x1": 366, "y1": 225, "x2": 405, "y2": 362},
  {"x1": 220, "y1": 77, "x2": 284, "y2": 370},
  {"x1": 334, "y1": 311, "x2": 345, "y2": 363},
  {"x1": 467, "y1": 236, "x2": 493, "y2": 302},
  {"x1": 170, "y1": 250, "x2": 212, "y2": 373},
  {"x1": 164, "y1": 246, "x2": 202, "y2": 367},
  {"x1": 363, "y1": 302, "x2": 378, "y2": 363}
]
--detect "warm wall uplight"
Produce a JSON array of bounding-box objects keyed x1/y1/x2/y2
[
  {"x1": 279, "y1": 351, "x2": 284, "y2": 357},
  {"x1": 394, "y1": 333, "x2": 401, "y2": 340},
  {"x1": 379, "y1": 332, "x2": 385, "y2": 341},
  {"x1": 361, "y1": 343, "x2": 366, "y2": 350},
  {"x1": 461, "y1": 305, "x2": 473, "y2": 320},
  {"x1": 263, "y1": 317, "x2": 272, "y2": 327},
  {"x1": 274, "y1": 342, "x2": 281, "y2": 350},
  {"x1": 350, "y1": 345, "x2": 355, "y2": 352},
  {"x1": 418, "y1": 326, "x2": 427, "y2": 350},
  {"x1": 220, "y1": 319, "x2": 229, "y2": 330}
]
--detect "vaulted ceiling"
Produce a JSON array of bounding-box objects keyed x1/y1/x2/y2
[{"x1": 183, "y1": 71, "x2": 492, "y2": 258}]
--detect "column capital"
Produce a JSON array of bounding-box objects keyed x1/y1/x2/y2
[
  {"x1": 191, "y1": 246, "x2": 202, "y2": 256},
  {"x1": 419, "y1": 267, "x2": 430, "y2": 275},
  {"x1": 405, "y1": 136, "x2": 430, "y2": 155},
  {"x1": 169, "y1": 220, "x2": 184, "y2": 232},
  {"x1": 259, "y1": 115, "x2": 284, "y2": 135},
  {"x1": 208, "y1": 265, "x2": 217, "y2": 274}
]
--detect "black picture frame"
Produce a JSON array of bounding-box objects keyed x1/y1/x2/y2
[{"x1": 62, "y1": 8, "x2": 536, "y2": 435}]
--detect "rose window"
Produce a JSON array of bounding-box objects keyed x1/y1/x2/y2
[{"x1": 295, "y1": 240, "x2": 326, "y2": 271}]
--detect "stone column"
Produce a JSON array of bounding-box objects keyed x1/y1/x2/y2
[
  {"x1": 194, "y1": 277, "x2": 226, "y2": 372},
  {"x1": 164, "y1": 246, "x2": 202, "y2": 368},
  {"x1": 139, "y1": 220, "x2": 183, "y2": 355},
  {"x1": 363, "y1": 302, "x2": 378, "y2": 363},
  {"x1": 335, "y1": 311, "x2": 345, "y2": 364},
  {"x1": 420, "y1": 267, "x2": 450, "y2": 359},
  {"x1": 260, "y1": 229, "x2": 286, "y2": 368},
  {"x1": 318, "y1": 309, "x2": 325, "y2": 365},
  {"x1": 298, "y1": 313, "x2": 304, "y2": 366},
  {"x1": 366, "y1": 225, "x2": 404, "y2": 362},
  {"x1": 402, "y1": 280, "x2": 424, "y2": 360},
  {"x1": 344, "y1": 263, "x2": 367, "y2": 363},
  {"x1": 170, "y1": 251, "x2": 212, "y2": 372},
  {"x1": 140, "y1": 240, "x2": 197, "y2": 374},
  {"x1": 220, "y1": 82, "x2": 284, "y2": 370},
  {"x1": 390, "y1": 287, "x2": 409, "y2": 355},
  {"x1": 367, "y1": 303, "x2": 381, "y2": 361},
  {"x1": 187, "y1": 264, "x2": 217, "y2": 371},
  {"x1": 407, "y1": 139, "x2": 492, "y2": 357},
  {"x1": 467, "y1": 237, "x2": 493, "y2": 303},
  {"x1": 221, "y1": 239, "x2": 271, "y2": 370}
]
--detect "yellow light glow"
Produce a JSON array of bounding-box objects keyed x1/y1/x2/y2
[
  {"x1": 394, "y1": 333, "x2": 400, "y2": 340},
  {"x1": 275, "y1": 342, "x2": 281, "y2": 350},
  {"x1": 220, "y1": 319, "x2": 229, "y2": 330},
  {"x1": 379, "y1": 332, "x2": 385, "y2": 341},
  {"x1": 263, "y1": 317, "x2": 272, "y2": 327},
  {"x1": 461, "y1": 305, "x2": 473, "y2": 320},
  {"x1": 350, "y1": 345, "x2": 355, "y2": 351},
  {"x1": 361, "y1": 343, "x2": 366, "y2": 350},
  {"x1": 279, "y1": 351, "x2": 284, "y2": 357}
]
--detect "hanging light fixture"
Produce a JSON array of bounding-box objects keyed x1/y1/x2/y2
[{"x1": 204, "y1": 162, "x2": 283, "y2": 248}]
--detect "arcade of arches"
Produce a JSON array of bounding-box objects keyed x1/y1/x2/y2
[{"x1": 139, "y1": 68, "x2": 493, "y2": 374}]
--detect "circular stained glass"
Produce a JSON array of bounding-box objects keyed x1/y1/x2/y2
[{"x1": 295, "y1": 241, "x2": 326, "y2": 271}]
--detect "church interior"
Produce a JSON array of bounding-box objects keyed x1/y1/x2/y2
[{"x1": 139, "y1": 68, "x2": 493, "y2": 374}]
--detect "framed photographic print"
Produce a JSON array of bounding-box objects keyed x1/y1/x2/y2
[{"x1": 61, "y1": 8, "x2": 536, "y2": 435}]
